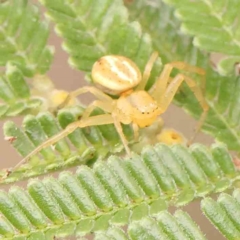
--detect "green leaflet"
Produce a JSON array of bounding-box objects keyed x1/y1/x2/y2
[
  {"x1": 0, "y1": 64, "x2": 44, "y2": 119},
  {"x1": 127, "y1": 211, "x2": 206, "y2": 240},
  {"x1": 127, "y1": 0, "x2": 240, "y2": 151},
  {"x1": 161, "y1": 0, "x2": 240, "y2": 76},
  {"x1": 0, "y1": 143, "x2": 238, "y2": 238},
  {"x1": 0, "y1": 0, "x2": 54, "y2": 76},
  {"x1": 202, "y1": 189, "x2": 240, "y2": 239},
  {"x1": 40, "y1": 0, "x2": 162, "y2": 89}
]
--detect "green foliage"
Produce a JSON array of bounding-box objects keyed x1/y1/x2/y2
[
  {"x1": 161, "y1": 0, "x2": 240, "y2": 76},
  {"x1": 75, "y1": 210, "x2": 206, "y2": 239},
  {"x1": 10, "y1": 140, "x2": 236, "y2": 200},
  {"x1": 0, "y1": 0, "x2": 56, "y2": 119},
  {"x1": 202, "y1": 189, "x2": 240, "y2": 239},
  {"x1": 0, "y1": 143, "x2": 237, "y2": 239},
  {"x1": 127, "y1": 0, "x2": 240, "y2": 151},
  {"x1": 0, "y1": 64, "x2": 43, "y2": 119},
  {"x1": 1, "y1": 0, "x2": 240, "y2": 239},
  {"x1": 0, "y1": 0, "x2": 54, "y2": 76}
]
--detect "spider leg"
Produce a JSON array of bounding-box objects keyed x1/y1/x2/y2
[
  {"x1": 157, "y1": 73, "x2": 209, "y2": 143},
  {"x1": 181, "y1": 75, "x2": 209, "y2": 143},
  {"x1": 136, "y1": 51, "x2": 159, "y2": 91},
  {"x1": 7, "y1": 114, "x2": 115, "y2": 175},
  {"x1": 150, "y1": 64, "x2": 173, "y2": 99},
  {"x1": 57, "y1": 86, "x2": 112, "y2": 110},
  {"x1": 112, "y1": 114, "x2": 131, "y2": 156},
  {"x1": 82, "y1": 100, "x2": 113, "y2": 120},
  {"x1": 150, "y1": 62, "x2": 206, "y2": 99},
  {"x1": 132, "y1": 123, "x2": 139, "y2": 141},
  {"x1": 170, "y1": 61, "x2": 206, "y2": 94}
]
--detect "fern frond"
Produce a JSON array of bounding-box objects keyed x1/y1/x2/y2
[
  {"x1": 39, "y1": 0, "x2": 161, "y2": 88},
  {"x1": 127, "y1": 0, "x2": 240, "y2": 152},
  {"x1": 0, "y1": 64, "x2": 45, "y2": 119},
  {"x1": 202, "y1": 189, "x2": 240, "y2": 239},
  {"x1": 0, "y1": 67, "x2": 75, "y2": 119},
  {"x1": 128, "y1": 210, "x2": 206, "y2": 240},
  {"x1": 0, "y1": 0, "x2": 54, "y2": 76},
  {"x1": 2, "y1": 106, "x2": 134, "y2": 183},
  {"x1": 96, "y1": 210, "x2": 206, "y2": 240},
  {"x1": 0, "y1": 143, "x2": 236, "y2": 238},
  {"x1": 161, "y1": 0, "x2": 240, "y2": 76}
]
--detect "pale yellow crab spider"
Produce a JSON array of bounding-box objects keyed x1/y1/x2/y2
[{"x1": 10, "y1": 52, "x2": 209, "y2": 173}]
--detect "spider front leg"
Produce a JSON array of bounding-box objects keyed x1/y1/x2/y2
[
  {"x1": 181, "y1": 74, "x2": 209, "y2": 143},
  {"x1": 136, "y1": 51, "x2": 159, "y2": 91},
  {"x1": 57, "y1": 86, "x2": 112, "y2": 110},
  {"x1": 6, "y1": 114, "x2": 115, "y2": 176},
  {"x1": 81, "y1": 100, "x2": 113, "y2": 120},
  {"x1": 150, "y1": 61, "x2": 206, "y2": 99},
  {"x1": 151, "y1": 64, "x2": 209, "y2": 143},
  {"x1": 169, "y1": 61, "x2": 206, "y2": 93}
]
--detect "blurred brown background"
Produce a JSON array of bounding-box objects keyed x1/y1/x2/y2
[{"x1": 0, "y1": 1, "x2": 225, "y2": 239}]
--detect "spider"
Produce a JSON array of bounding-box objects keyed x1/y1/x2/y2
[{"x1": 8, "y1": 52, "x2": 209, "y2": 174}]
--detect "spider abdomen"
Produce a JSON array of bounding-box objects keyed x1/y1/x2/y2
[{"x1": 92, "y1": 55, "x2": 141, "y2": 95}]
